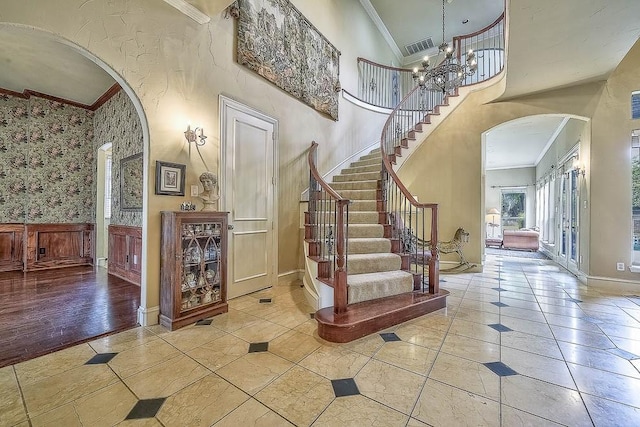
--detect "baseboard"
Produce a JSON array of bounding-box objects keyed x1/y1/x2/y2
[
  {"x1": 137, "y1": 305, "x2": 160, "y2": 326},
  {"x1": 96, "y1": 257, "x2": 107, "y2": 268},
  {"x1": 278, "y1": 270, "x2": 304, "y2": 281},
  {"x1": 302, "y1": 275, "x2": 319, "y2": 310},
  {"x1": 586, "y1": 275, "x2": 640, "y2": 294}
]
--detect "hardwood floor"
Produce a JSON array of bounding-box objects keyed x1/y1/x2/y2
[{"x1": 0, "y1": 266, "x2": 140, "y2": 368}]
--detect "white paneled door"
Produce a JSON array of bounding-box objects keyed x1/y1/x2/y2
[{"x1": 220, "y1": 96, "x2": 278, "y2": 299}]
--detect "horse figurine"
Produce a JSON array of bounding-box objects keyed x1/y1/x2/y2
[{"x1": 423, "y1": 227, "x2": 476, "y2": 272}]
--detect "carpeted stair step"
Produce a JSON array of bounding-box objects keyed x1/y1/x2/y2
[
  {"x1": 338, "y1": 189, "x2": 377, "y2": 200},
  {"x1": 361, "y1": 153, "x2": 382, "y2": 161},
  {"x1": 347, "y1": 270, "x2": 414, "y2": 304},
  {"x1": 348, "y1": 237, "x2": 391, "y2": 254},
  {"x1": 351, "y1": 157, "x2": 381, "y2": 168},
  {"x1": 330, "y1": 180, "x2": 378, "y2": 191},
  {"x1": 341, "y1": 164, "x2": 380, "y2": 174},
  {"x1": 349, "y1": 200, "x2": 378, "y2": 211},
  {"x1": 347, "y1": 253, "x2": 401, "y2": 275},
  {"x1": 347, "y1": 211, "x2": 379, "y2": 224},
  {"x1": 333, "y1": 172, "x2": 380, "y2": 182},
  {"x1": 349, "y1": 224, "x2": 384, "y2": 238}
]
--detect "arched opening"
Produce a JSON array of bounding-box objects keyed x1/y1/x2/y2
[
  {"x1": 0, "y1": 23, "x2": 150, "y2": 366},
  {"x1": 482, "y1": 114, "x2": 590, "y2": 276}
]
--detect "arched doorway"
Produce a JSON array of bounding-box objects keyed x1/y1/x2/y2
[
  {"x1": 482, "y1": 114, "x2": 589, "y2": 276},
  {"x1": 0, "y1": 23, "x2": 150, "y2": 365}
]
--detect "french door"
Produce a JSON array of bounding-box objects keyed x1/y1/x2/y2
[{"x1": 559, "y1": 167, "x2": 579, "y2": 273}]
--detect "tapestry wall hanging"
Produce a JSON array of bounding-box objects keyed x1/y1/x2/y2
[{"x1": 233, "y1": 0, "x2": 341, "y2": 120}]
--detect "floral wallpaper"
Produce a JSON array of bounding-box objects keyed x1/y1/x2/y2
[
  {"x1": 0, "y1": 94, "x2": 95, "y2": 223},
  {"x1": 93, "y1": 89, "x2": 143, "y2": 227},
  {"x1": 0, "y1": 88, "x2": 143, "y2": 227},
  {"x1": 0, "y1": 95, "x2": 29, "y2": 223}
]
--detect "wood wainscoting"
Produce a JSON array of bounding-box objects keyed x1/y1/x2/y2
[
  {"x1": 108, "y1": 225, "x2": 142, "y2": 286},
  {"x1": 0, "y1": 224, "x2": 24, "y2": 272},
  {"x1": 24, "y1": 223, "x2": 94, "y2": 271}
]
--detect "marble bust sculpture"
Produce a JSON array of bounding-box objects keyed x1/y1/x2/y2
[{"x1": 198, "y1": 171, "x2": 219, "y2": 211}]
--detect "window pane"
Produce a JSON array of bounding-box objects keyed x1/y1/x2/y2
[
  {"x1": 105, "y1": 155, "x2": 112, "y2": 218},
  {"x1": 502, "y1": 191, "x2": 526, "y2": 230},
  {"x1": 633, "y1": 91, "x2": 640, "y2": 120},
  {"x1": 632, "y1": 130, "x2": 640, "y2": 264}
]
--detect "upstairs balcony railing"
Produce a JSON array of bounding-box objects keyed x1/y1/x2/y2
[{"x1": 356, "y1": 12, "x2": 504, "y2": 110}]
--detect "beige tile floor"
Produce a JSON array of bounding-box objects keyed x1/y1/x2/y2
[{"x1": 2, "y1": 255, "x2": 640, "y2": 426}]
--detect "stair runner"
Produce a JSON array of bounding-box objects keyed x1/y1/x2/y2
[{"x1": 329, "y1": 150, "x2": 414, "y2": 304}]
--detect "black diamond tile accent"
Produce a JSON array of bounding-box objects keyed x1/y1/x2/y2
[
  {"x1": 259, "y1": 298, "x2": 272, "y2": 303},
  {"x1": 331, "y1": 378, "x2": 360, "y2": 397},
  {"x1": 310, "y1": 313, "x2": 315, "y2": 319},
  {"x1": 125, "y1": 398, "x2": 166, "y2": 419},
  {"x1": 195, "y1": 319, "x2": 212, "y2": 325},
  {"x1": 491, "y1": 302, "x2": 509, "y2": 307},
  {"x1": 565, "y1": 297, "x2": 583, "y2": 303},
  {"x1": 483, "y1": 361, "x2": 518, "y2": 377},
  {"x1": 496, "y1": 278, "x2": 505, "y2": 281},
  {"x1": 85, "y1": 353, "x2": 118, "y2": 365},
  {"x1": 248, "y1": 342, "x2": 269, "y2": 353},
  {"x1": 380, "y1": 333, "x2": 401, "y2": 342},
  {"x1": 488, "y1": 323, "x2": 513, "y2": 333},
  {"x1": 440, "y1": 279, "x2": 447, "y2": 283},
  {"x1": 492, "y1": 287, "x2": 506, "y2": 292},
  {"x1": 608, "y1": 348, "x2": 640, "y2": 360}
]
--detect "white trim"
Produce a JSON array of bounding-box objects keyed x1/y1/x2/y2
[
  {"x1": 358, "y1": 0, "x2": 403, "y2": 64},
  {"x1": 535, "y1": 117, "x2": 569, "y2": 166},
  {"x1": 342, "y1": 90, "x2": 394, "y2": 115},
  {"x1": 278, "y1": 270, "x2": 304, "y2": 279},
  {"x1": 486, "y1": 163, "x2": 536, "y2": 171},
  {"x1": 586, "y1": 275, "x2": 640, "y2": 293},
  {"x1": 629, "y1": 265, "x2": 640, "y2": 273},
  {"x1": 162, "y1": 0, "x2": 210, "y2": 24},
  {"x1": 137, "y1": 305, "x2": 160, "y2": 326}
]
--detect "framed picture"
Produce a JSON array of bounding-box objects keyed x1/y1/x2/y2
[
  {"x1": 120, "y1": 153, "x2": 143, "y2": 211},
  {"x1": 155, "y1": 160, "x2": 186, "y2": 196}
]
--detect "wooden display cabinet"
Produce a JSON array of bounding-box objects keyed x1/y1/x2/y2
[{"x1": 160, "y1": 211, "x2": 228, "y2": 330}]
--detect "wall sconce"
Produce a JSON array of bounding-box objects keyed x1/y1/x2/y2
[
  {"x1": 572, "y1": 156, "x2": 585, "y2": 177},
  {"x1": 184, "y1": 124, "x2": 207, "y2": 146}
]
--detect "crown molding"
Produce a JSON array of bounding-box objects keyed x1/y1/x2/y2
[
  {"x1": 359, "y1": 0, "x2": 403, "y2": 65},
  {"x1": 163, "y1": 0, "x2": 211, "y2": 24},
  {"x1": 0, "y1": 83, "x2": 121, "y2": 111}
]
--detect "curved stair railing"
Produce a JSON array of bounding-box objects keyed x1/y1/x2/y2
[
  {"x1": 380, "y1": 85, "x2": 443, "y2": 294},
  {"x1": 355, "y1": 13, "x2": 504, "y2": 110},
  {"x1": 306, "y1": 141, "x2": 349, "y2": 313}
]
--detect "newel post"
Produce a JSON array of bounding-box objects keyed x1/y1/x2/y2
[
  {"x1": 429, "y1": 206, "x2": 439, "y2": 294},
  {"x1": 334, "y1": 199, "x2": 348, "y2": 313}
]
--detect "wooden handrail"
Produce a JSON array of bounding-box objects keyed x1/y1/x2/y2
[
  {"x1": 308, "y1": 142, "x2": 347, "y2": 202},
  {"x1": 357, "y1": 57, "x2": 413, "y2": 73},
  {"x1": 307, "y1": 141, "x2": 349, "y2": 313},
  {"x1": 453, "y1": 12, "x2": 504, "y2": 43}
]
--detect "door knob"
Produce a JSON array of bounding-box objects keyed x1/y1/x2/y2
[{"x1": 228, "y1": 225, "x2": 234, "y2": 230}]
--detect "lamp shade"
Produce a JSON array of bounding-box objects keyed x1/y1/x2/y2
[{"x1": 487, "y1": 208, "x2": 500, "y2": 215}]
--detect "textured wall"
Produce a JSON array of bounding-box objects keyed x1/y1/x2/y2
[
  {"x1": 0, "y1": 94, "x2": 95, "y2": 224},
  {"x1": 94, "y1": 89, "x2": 144, "y2": 227}
]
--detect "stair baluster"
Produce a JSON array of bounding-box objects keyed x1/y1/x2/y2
[{"x1": 307, "y1": 141, "x2": 349, "y2": 314}]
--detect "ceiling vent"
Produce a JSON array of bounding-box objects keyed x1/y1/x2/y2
[{"x1": 404, "y1": 38, "x2": 434, "y2": 56}]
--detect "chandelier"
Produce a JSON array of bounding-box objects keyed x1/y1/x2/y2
[{"x1": 412, "y1": 0, "x2": 477, "y2": 94}]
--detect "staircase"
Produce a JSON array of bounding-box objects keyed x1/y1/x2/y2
[
  {"x1": 306, "y1": 140, "x2": 448, "y2": 343},
  {"x1": 329, "y1": 150, "x2": 415, "y2": 304}
]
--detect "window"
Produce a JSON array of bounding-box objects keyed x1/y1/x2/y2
[
  {"x1": 104, "y1": 155, "x2": 112, "y2": 219},
  {"x1": 633, "y1": 91, "x2": 640, "y2": 120},
  {"x1": 501, "y1": 189, "x2": 526, "y2": 230},
  {"x1": 632, "y1": 130, "x2": 640, "y2": 266}
]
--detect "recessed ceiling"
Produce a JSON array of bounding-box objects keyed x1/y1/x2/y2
[{"x1": 0, "y1": 25, "x2": 115, "y2": 106}]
